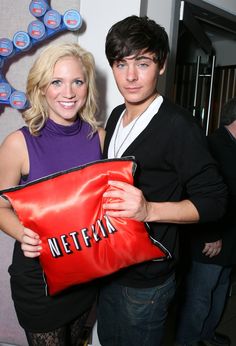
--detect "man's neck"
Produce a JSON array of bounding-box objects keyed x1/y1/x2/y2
[
  {"x1": 124, "y1": 93, "x2": 158, "y2": 126},
  {"x1": 225, "y1": 120, "x2": 236, "y2": 139}
]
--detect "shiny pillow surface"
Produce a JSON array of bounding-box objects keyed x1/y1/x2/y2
[{"x1": 1, "y1": 158, "x2": 167, "y2": 295}]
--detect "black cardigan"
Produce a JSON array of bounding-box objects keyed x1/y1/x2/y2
[{"x1": 103, "y1": 98, "x2": 228, "y2": 287}]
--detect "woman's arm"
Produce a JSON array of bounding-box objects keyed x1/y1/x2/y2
[
  {"x1": 0, "y1": 131, "x2": 42, "y2": 257},
  {"x1": 0, "y1": 131, "x2": 27, "y2": 241}
]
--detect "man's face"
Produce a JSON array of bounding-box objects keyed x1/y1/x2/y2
[{"x1": 112, "y1": 51, "x2": 165, "y2": 105}]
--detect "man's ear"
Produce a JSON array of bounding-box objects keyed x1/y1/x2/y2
[{"x1": 159, "y1": 60, "x2": 167, "y2": 75}]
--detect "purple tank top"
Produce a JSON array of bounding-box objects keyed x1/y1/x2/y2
[{"x1": 20, "y1": 117, "x2": 102, "y2": 183}]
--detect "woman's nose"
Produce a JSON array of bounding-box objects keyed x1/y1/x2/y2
[{"x1": 63, "y1": 84, "x2": 76, "y2": 98}]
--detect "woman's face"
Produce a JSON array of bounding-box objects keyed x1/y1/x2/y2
[{"x1": 44, "y1": 56, "x2": 88, "y2": 125}]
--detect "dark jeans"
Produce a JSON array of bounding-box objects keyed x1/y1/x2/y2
[
  {"x1": 176, "y1": 261, "x2": 232, "y2": 344},
  {"x1": 97, "y1": 274, "x2": 176, "y2": 346}
]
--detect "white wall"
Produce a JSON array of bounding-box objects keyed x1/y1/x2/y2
[
  {"x1": 144, "y1": 0, "x2": 181, "y2": 99},
  {"x1": 79, "y1": 0, "x2": 142, "y2": 121}
]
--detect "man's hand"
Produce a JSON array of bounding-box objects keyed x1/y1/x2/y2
[
  {"x1": 103, "y1": 180, "x2": 149, "y2": 221},
  {"x1": 202, "y1": 240, "x2": 222, "y2": 258}
]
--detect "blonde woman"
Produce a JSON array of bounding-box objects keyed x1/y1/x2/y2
[{"x1": 0, "y1": 42, "x2": 105, "y2": 345}]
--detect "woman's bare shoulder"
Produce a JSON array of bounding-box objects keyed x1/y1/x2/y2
[
  {"x1": 0, "y1": 130, "x2": 27, "y2": 187},
  {"x1": 0, "y1": 130, "x2": 25, "y2": 151}
]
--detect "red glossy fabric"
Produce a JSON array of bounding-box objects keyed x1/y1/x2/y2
[{"x1": 2, "y1": 158, "x2": 167, "y2": 295}]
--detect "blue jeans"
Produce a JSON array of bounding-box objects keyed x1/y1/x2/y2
[
  {"x1": 97, "y1": 275, "x2": 176, "y2": 346},
  {"x1": 176, "y1": 261, "x2": 232, "y2": 344}
]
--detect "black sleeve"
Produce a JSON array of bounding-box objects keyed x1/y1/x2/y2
[{"x1": 170, "y1": 114, "x2": 228, "y2": 223}]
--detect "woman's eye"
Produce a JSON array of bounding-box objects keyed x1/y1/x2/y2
[
  {"x1": 51, "y1": 80, "x2": 61, "y2": 86},
  {"x1": 75, "y1": 79, "x2": 84, "y2": 86}
]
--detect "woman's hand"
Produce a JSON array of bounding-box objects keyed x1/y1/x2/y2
[{"x1": 21, "y1": 228, "x2": 42, "y2": 258}]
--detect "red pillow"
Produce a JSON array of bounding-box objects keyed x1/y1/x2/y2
[{"x1": 1, "y1": 158, "x2": 167, "y2": 295}]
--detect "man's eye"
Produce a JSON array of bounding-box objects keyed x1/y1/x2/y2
[
  {"x1": 116, "y1": 63, "x2": 126, "y2": 69},
  {"x1": 137, "y1": 63, "x2": 149, "y2": 68}
]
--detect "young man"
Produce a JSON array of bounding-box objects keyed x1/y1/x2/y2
[{"x1": 97, "y1": 16, "x2": 227, "y2": 346}]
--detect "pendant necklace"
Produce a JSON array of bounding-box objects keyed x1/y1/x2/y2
[{"x1": 113, "y1": 94, "x2": 158, "y2": 158}]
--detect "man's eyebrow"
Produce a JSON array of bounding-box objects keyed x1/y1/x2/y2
[
  {"x1": 135, "y1": 55, "x2": 155, "y2": 61},
  {"x1": 116, "y1": 55, "x2": 155, "y2": 62}
]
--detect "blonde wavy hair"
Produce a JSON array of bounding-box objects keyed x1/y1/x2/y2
[{"x1": 23, "y1": 42, "x2": 99, "y2": 136}]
